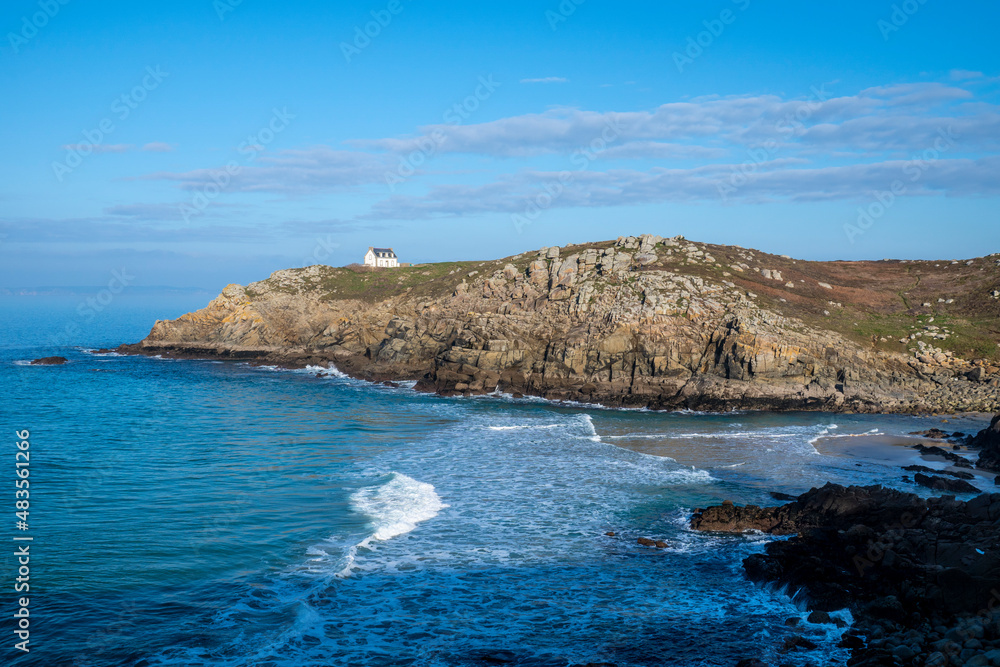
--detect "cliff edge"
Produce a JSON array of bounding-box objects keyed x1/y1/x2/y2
[{"x1": 121, "y1": 235, "x2": 1000, "y2": 413}]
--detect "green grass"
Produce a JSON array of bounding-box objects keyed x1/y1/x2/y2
[{"x1": 312, "y1": 262, "x2": 486, "y2": 302}]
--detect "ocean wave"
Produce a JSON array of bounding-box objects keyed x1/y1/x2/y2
[
  {"x1": 580, "y1": 414, "x2": 601, "y2": 442},
  {"x1": 807, "y1": 427, "x2": 879, "y2": 454},
  {"x1": 304, "y1": 363, "x2": 348, "y2": 378},
  {"x1": 477, "y1": 388, "x2": 651, "y2": 412},
  {"x1": 257, "y1": 362, "x2": 420, "y2": 391},
  {"x1": 335, "y1": 472, "x2": 447, "y2": 578}
]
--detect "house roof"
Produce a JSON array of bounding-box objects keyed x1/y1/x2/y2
[{"x1": 368, "y1": 247, "x2": 397, "y2": 257}]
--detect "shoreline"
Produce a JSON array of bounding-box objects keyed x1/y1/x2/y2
[{"x1": 108, "y1": 343, "x2": 997, "y2": 417}]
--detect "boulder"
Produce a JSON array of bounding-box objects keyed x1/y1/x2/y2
[
  {"x1": 30, "y1": 356, "x2": 67, "y2": 365},
  {"x1": 912, "y1": 472, "x2": 980, "y2": 494},
  {"x1": 972, "y1": 414, "x2": 1000, "y2": 472}
]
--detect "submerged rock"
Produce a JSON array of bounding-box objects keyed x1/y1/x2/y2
[{"x1": 636, "y1": 537, "x2": 668, "y2": 549}]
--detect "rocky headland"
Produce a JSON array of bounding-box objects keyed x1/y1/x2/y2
[{"x1": 119, "y1": 235, "x2": 1000, "y2": 413}]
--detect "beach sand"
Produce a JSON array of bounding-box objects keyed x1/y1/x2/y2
[{"x1": 814, "y1": 433, "x2": 997, "y2": 489}]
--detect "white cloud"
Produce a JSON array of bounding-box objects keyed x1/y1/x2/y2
[
  {"x1": 142, "y1": 146, "x2": 393, "y2": 194},
  {"x1": 950, "y1": 69, "x2": 984, "y2": 81},
  {"x1": 136, "y1": 78, "x2": 1000, "y2": 216}
]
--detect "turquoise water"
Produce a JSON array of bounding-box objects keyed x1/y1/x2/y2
[{"x1": 1, "y1": 296, "x2": 989, "y2": 666}]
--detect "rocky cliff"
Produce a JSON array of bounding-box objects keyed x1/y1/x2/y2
[
  {"x1": 120, "y1": 235, "x2": 1000, "y2": 413},
  {"x1": 693, "y1": 484, "x2": 1000, "y2": 665}
]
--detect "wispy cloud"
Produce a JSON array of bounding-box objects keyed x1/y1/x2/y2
[
  {"x1": 362, "y1": 156, "x2": 1000, "y2": 220},
  {"x1": 950, "y1": 69, "x2": 984, "y2": 81},
  {"x1": 141, "y1": 147, "x2": 393, "y2": 194},
  {"x1": 142, "y1": 142, "x2": 174, "y2": 152},
  {"x1": 62, "y1": 143, "x2": 133, "y2": 154},
  {"x1": 132, "y1": 78, "x2": 1000, "y2": 217}
]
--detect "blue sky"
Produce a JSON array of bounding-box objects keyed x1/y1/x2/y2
[{"x1": 2, "y1": 0, "x2": 999, "y2": 289}]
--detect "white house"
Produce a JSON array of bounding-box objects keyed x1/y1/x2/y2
[{"x1": 364, "y1": 247, "x2": 399, "y2": 268}]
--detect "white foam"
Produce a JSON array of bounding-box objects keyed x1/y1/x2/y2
[
  {"x1": 808, "y1": 427, "x2": 881, "y2": 453},
  {"x1": 306, "y1": 363, "x2": 348, "y2": 378},
  {"x1": 336, "y1": 473, "x2": 447, "y2": 578},
  {"x1": 580, "y1": 414, "x2": 601, "y2": 442},
  {"x1": 82, "y1": 349, "x2": 125, "y2": 357},
  {"x1": 487, "y1": 424, "x2": 561, "y2": 431}
]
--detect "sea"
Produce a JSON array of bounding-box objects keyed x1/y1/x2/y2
[{"x1": 1, "y1": 294, "x2": 992, "y2": 667}]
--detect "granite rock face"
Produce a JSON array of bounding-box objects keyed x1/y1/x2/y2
[{"x1": 121, "y1": 236, "x2": 1000, "y2": 413}]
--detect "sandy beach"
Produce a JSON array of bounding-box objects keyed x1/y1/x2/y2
[{"x1": 813, "y1": 432, "x2": 997, "y2": 490}]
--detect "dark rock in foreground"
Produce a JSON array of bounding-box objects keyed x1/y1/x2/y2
[
  {"x1": 30, "y1": 356, "x2": 67, "y2": 365},
  {"x1": 913, "y1": 472, "x2": 981, "y2": 494},
  {"x1": 691, "y1": 483, "x2": 1000, "y2": 665},
  {"x1": 972, "y1": 414, "x2": 1000, "y2": 472}
]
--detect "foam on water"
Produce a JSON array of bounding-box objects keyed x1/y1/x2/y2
[
  {"x1": 334, "y1": 472, "x2": 447, "y2": 578},
  {"x1": 82, "y1": 348, "x2": 126, "y2": 357},
  {"x1": 808, "y1": 426, "x2": 880, "y2": 452},
  {"x1": 305, "y1": 363, "x2": 348, "y2": 378}
]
